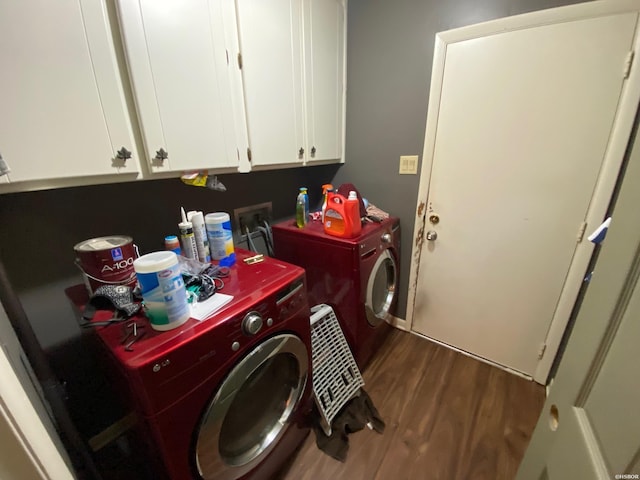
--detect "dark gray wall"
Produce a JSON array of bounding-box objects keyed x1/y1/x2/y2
[
  {"x1": 0, "y1": 165, "x2": 338, "y2": 348},
  {"x1": 336, "y1": 0, "x2": 583, "y2": 319}
]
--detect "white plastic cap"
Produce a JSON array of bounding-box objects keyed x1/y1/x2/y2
[
  {"x1": 205, "y1": 212, "x2": 230, "y2": 224},
  {"x1": 348, "y1": 191, "x2": 358, "y2": 200}
]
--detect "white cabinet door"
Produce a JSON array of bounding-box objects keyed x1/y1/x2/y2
[
  {"x1": 0, "y1": 0, "x2": 138, "y2": 183},
  {"x1": 118, "y1": 0, "x2": 239, "y2": 173},
  {"x1": 234, "y1": 0, "x2": 305, "y2": 167},
  {"x1": 303, "y1": 0, "x2": 346, "y2": 164},
  {"x1": 233, "y1": 0, "x2": 345, "y2": 168}
]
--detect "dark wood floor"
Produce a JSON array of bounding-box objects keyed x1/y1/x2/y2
[{"x1": 279, "y1": 328, "x2": 545, "y2": 480}]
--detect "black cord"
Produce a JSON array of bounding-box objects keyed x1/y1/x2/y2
[
  {"x1": 255, "y1": 226, "x2": 274, "y2": 256},
  {"x1": 245, "y1": 225, "x2": 259, "y2": 253},
  {"x1": 263, "y1": 220, "x2": 274, "y2": 254}
]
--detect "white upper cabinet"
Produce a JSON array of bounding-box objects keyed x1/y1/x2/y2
[
  {"x1": 303, "y1": 0, "x2": 346, "y2": 164},
  {"x1": 0, "y1": 0, "x2": 139, "y2": 185},
  {"x1": 234, "y1": 0, "x2": 306, "y2": 167},
  {"x1": 233, "y1": 0, "x2": 346, "y2": 168},
  {"x1": 117, "y1": 0, "x2": 246, "y2": 173},
  {"x1": 0, "y1": 0, "x2": 344, "y2": 193}
]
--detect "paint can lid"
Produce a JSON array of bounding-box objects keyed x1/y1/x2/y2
[{"x1": 74, "y1": 235, "x2": 132, "y2": 252}]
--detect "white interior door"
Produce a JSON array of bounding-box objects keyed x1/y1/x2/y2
[
  {"x1": 516, "y1": 107, "x2": 640, "y2": 479},
  {"x1": 543, "y1": 280, "x2": 640, "y2": 478},
  {"x1": 0, "y1": 303, "x2": 74, "y2": 480},
  {"x1": 411, "y1": 4, "x2": 640, "y2": 380}
]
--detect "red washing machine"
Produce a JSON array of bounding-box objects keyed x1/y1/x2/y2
[
  {"x1": 89, "y1": 249, "x2": 312, "y2": 480},
  {"x1": 273, "y1": 217, "x2": 400, "y2": 370}
]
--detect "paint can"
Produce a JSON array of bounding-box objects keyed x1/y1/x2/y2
[
  {"x1": 133, "y1": 251, "x2": 190, "y2": 331},
  {"x1": 74, "y1": 236, "x2": 137, "y2": 295}
]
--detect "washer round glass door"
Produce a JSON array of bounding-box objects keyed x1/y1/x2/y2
[
  {"x1": 194, "y1": 334, "x2": 308, "y2": 480},
  {"x1": 365, "y1": 249, "x2": 398, "y2": 327}
]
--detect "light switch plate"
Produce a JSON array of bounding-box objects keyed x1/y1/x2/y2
[{"x1": 399, "y1": 155, "x2": 419, "y2": 174}]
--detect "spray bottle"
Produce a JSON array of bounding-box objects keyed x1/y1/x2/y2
[{"x1": 321, "y1": 184, "x2": 333, "y2": 222}]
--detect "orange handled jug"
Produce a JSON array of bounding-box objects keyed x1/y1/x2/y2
[{"x1": 323, "y1": 191, "x2": 361, "y2": 238}]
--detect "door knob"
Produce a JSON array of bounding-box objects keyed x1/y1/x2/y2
[{"x1": 426, "y1": 231, "x2": 438, "y2": 241}]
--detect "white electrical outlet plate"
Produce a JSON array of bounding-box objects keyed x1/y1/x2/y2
[{"x1": 399, "y1": 155, "x2": 419, "y2": 174}]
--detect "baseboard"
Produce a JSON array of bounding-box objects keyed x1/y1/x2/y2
[
  {"x1": 387, "y1": 315, "x2": 407, "y2": 331},
  {"x1": 411, "y1": 331, "x2": 533, "y2": 382}
]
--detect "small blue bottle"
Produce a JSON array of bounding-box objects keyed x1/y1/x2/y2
[{"x1": 164, "y1": 235, "x2": 182, "y2": 255}]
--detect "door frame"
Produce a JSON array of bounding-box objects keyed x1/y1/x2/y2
[{"x1": 406, "y1": 0, "x2": 640, "y2": 384}]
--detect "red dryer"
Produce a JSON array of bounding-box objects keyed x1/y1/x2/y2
[
  {"x1": 89, "y1": 250, "x2": 312, "y2": 480},
  {"x1": 273, "y1": 217, "x2": 400, "y2": 370}
]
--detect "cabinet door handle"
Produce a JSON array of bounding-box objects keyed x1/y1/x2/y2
[
  {"x1": 155, "y1": 148, "x2": 168, "y2": 163},
  {"x1": 116, "y1": 147, "x2": 132, "y2": 162},
  {"x1": 311, "y1": 146, "x2": 316, "y2": 156},
  {"x1": 299, "y1": 147, "x2": 304, "y2": 156}
]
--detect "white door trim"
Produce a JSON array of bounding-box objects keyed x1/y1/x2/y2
[{"x1": 406, "y1": 0, "x2": 640, "y2": 384}]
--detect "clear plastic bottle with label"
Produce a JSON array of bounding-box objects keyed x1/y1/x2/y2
[{"x1": 346, "y1": 191, "x2": 362, "y2": 236}]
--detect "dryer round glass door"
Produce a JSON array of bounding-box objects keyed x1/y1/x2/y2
[
  {"x1": 194, "y1": 334, "x2": 309, "y2": 480},
  {"x1": 365, "y1": 249, "x2": 398, "y2": 327}
]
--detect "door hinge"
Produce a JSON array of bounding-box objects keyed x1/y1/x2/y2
[
  {"x1": 247, "y1": 148, "x2": 252, "y2": 162},
  {"x1": 577, "y1": 221, "x2": 587, "y2": 243},
  {"x1": 237, "y1": 53, "x2": 243, "y2": 70},
  {"x1": 624, "y1": 50, "x2": 634, "y2": 79},
  {"x1": 538, "y1": 342, "x2": 547, "y2": 360}
]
